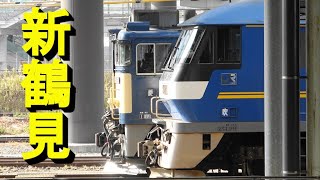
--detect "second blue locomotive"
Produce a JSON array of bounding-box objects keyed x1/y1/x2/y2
[{"x1": 96, "y1": 22, "x2": 179, "y2": 161}]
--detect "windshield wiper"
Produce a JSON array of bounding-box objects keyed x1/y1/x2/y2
[{"x1": 167, "y1": 66, "x2": 174, "y2": 70}]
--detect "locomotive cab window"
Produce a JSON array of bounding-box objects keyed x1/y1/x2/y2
[
  {"x1": 137, "y1": 43, "x2": 172, "y2": 75},
  {"x1": 117, "y1": 42, "x2": 131, "y2": 66},
  {"x1": 198, "y1": 31, "x2": 214, "y2": 64},
  {"x1": 184, "y1": 26, "x2": 241, "y2": 65},
  {"x1": 215, "y1": 27, "x2": 241, "y2": 64},
  {"x1": 112, "y1": 40, "x2": 119, "y2": 66},
  {"x1": 137, "y1": 44, "x2": 154, "y2": 74}
]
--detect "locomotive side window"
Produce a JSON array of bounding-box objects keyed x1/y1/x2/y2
[
  {"x1": 198, "y1": 31, "x2": 214, "y2": 64},
  {"x1": 195, "y1": 26, "x2": 240, "y2": 64},
  {"x1": 137, "y1": 44, "x2": 155, "y2": 74},
  {"x1": 137, "y1": 43, "x2": 172, "y2": 75},
  {"x1": 216, "y1": 27, "x2": 241, "y2": 64}
]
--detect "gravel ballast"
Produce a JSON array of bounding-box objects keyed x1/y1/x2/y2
[{"x1": 0, "y1": 142, "x2": 105, "y2": 175}]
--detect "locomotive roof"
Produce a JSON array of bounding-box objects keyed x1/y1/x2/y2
[
  {"x1": 180, "y1": 0, "x2": 306, "y2": 27},
  {"x1": 117, "y1": 30, "x2": 180, "y2": 41},
  {"x1": 180, "y1": 0, "x2": 264, "y2": 26}
]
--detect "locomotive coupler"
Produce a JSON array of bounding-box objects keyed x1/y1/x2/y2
[{"x1": 95, "y1": 110, "x2": 126, "y2": 163}]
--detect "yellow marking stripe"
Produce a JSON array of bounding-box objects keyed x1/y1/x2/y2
[
  {"x1": 218, "y1": 92, "x2": 306, "y2": 99},
  {"x1": 219, "y1": 92, "x2": 264, "y2": 95},
  {"x1": 218, "y1": 95, "x2": 264, "y2": 99}
]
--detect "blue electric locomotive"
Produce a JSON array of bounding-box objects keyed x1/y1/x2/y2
[
  {"x1": 96, "y1": 22, "x2": 179, "y2": 161},
  {"x1": 141, "y1": 0, "x2": 306, "y2": 176}
]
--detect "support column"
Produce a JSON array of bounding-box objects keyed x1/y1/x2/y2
[
  {"x1": 264, "y1": 0, "x2": 282, "y2": 176},
  {"x1": 180, "y1": 10, "x2": 196, "y2": 23},
  {"x1": 307, "y1": 0, "x2": 320, "y2": 176},
  {"x1": 0, "y1": 35, "x2": 7, "y2": 70},
  {"x1": 61, "y1": 0, "x2": 104, "y2": 143},
  {"x1": 282, "y1": 0, "x2": 300, "y2": 176}
]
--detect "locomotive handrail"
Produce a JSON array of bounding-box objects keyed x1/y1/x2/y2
[
  {"x1": 150, "y1": 96, "x2": 159, "y2": 115},
  {"x1": 150, "y1": 97, "x2": 172, "y2": 119},
  {"x1": 150, "y1": 96, "x2": 165, "y2": 116},
  {"x1": 155, "y1": 99, "x2": 172, "y2": 118},
  {"x1": 109, "y1": 87, "x2": 119, "y2": 120},
  {"x1": 109, "y1": 74, "x2": 119, "y2": 120}
]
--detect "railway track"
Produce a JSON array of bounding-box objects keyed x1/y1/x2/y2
[
  {"x1": 0, "y1": 173, "x2": 149, "y2": 179},
  {"x1": 0, "y1": 156, "x2": 150, "y2": 179},
  {"x1": 0, "y1": 137, "x2": 314, "y2": 179},
  {"x1": 0, "y1": 156, "x2": 106, "y2": 167},
  {"x1": 0, "y1": 174, "x2": 318, "y2": 180},
  {"x1": 0, "y1": 156, "x2": 316, "y2": 179},
  {"x1": 0, "y1": 136, "x2": 29, "y2": 143}
]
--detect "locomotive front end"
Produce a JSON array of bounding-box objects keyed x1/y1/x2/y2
[
  {"x1": 96, "y1": 22, "x2": 180, "y2": 163},
  {"x1": 143, "y1": 0, "x2": 271, "y2": 176}
]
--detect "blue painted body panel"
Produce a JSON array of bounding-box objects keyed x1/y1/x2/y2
[
  {"x1": 118, "y1": 30, "x2": 180, "y2": 42},
  {"x1": 115, "y1": 30, "x2": 179, "y2": 124},
  {"x1": 126, "y1": 21, "x2": 150, "y2": 31},
  {"x1": 164, "y1": 26, "x2": 306, "y2": 123}
]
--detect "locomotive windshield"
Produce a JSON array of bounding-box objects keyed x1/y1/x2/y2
[
  {"x1": 164, "y1": 26, "x2": 241, "y2": 70},
  {"x1": 165, "y1": 27, "x2": 205, "y2": 69},
  {"x1": 116, "y1": 41, "x2": 131, "y2": 66}
]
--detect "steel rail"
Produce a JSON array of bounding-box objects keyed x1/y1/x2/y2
[
  {"x1": 1, "y1": 174, "x2": 320, "y2": 179},
  {"x1": 0, "y1": 156, "x2": 106, "y2": 167},
  {"x1": 0, "y1": 136, "x2": 29, "y2": 143},
  {"x1": 0, "y1": 173, "x2": 148, "y2": 179}
]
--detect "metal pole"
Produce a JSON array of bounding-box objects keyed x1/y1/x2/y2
[
  {"x1": 15, "y1": 52, "x2": 18, "y2": 71},
  {"x1": 0, "y1": 35, "x2": 7, "y2": 70},
  {"x1": 61, "y1": 0, "x2": 104, "y2": 143},
  {"x1": 264, "y1": 0, "x2": 282, "y2": 176},
  {"x1": 307, "y1": 0, "x2": 320, "y2": 176},
  {"x1": 282, "y1": 0, "x2": 300, "y2": 176}
]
